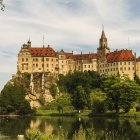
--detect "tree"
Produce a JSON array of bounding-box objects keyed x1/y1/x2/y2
[
  {"x1": 90, "y1": 89, "x2": 107, "y2": 113},
  {"x1": 0, "y1": 0, "x2": 5, "y2": 11},
  {"x1": 0, "y1": 82, "x2": 32, "y2": 114},
  {"x1": 49, "y1": 83, "x2": 58, "y2": 98},
  {"x1": 102, "y1": 75, "x2": 140, "y2": 113},
  {"x1": 72, "y1": 86, "x2": 88, "y2": 110}
]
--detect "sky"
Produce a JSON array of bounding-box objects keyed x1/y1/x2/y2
[{"x1": 1, "y1": 0, "x2": 140, "y2": 91}]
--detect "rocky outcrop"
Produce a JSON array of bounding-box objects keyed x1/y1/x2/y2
[{"x1": 7, "y1": 72, "x2": 58, "y2": 108}]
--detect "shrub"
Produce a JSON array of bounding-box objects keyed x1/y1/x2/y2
[{"x1": 92, "y1": 100, "x2": 106, "y2": 113}]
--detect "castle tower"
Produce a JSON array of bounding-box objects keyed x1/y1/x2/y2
[
  {"x1": 97, "y1": 29, "x2": 110, "y2": 63},
  {"x1": 100, "y1": 30, "x2": 107, "y2": 48},
  {"x1": 27, "y1": 38, "x2": 31, "y2": 48}
]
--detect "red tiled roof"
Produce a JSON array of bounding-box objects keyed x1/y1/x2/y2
[
  {"x1": 106, "y1": 50, "x2": 135, "y2": 62},
  {"x1": 66, "y1": 53, "x2": 97, "y2": 60},
  {"x1": 137, "y1": 56, "x2": 140, "y2": 61},
  {"x1": 29, "y1": 47, "x2": 56, "y2": 57}
]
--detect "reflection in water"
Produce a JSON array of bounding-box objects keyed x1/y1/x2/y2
[{"x1": 1, "y1": 116, "x2": 140, "y2": 139}]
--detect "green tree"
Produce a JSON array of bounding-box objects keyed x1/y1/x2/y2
[
  {"x1": 103, "y1": 75, "x2": 140, "y2": 113},
  {"x1": 49, "y1": 83, "x2": 57, "y2": 98},
  {"x1": 72, "y1": 86, "x2": 88, "y2": 111},
  {"x1": 0, "y1": 82, "x2": 32, "y2": 114},
  {"x1": 90, "y1": 89, "x2": 107, "y2": 113}
]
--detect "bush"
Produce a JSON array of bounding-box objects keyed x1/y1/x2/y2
[
  {"x1": 92, "y1": 100, "x2": 106, "y2": 113},
  {"x1": 25, "y1": 129, "x2": 58, "y2": 140},
  {"x1": 72, "y1": 126, "x2": 96, "y2": 140}
]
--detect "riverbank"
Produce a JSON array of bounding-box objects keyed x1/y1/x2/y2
[
  {"x1": 1, "y1": 109, "x2": 140, "y2": 118},
  {"x1": 34, "y1": 109, "x2": 140, "y2": 118},
  {"x1": 34, "y1": 109, "x2": 92, "y2": 117}
]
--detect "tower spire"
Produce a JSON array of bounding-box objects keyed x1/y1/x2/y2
[
  {"x1": 101, "y1": 25, "x2": 106, "y2": 39},
  {"x1": 27, "y1": 37, "x2": 31, "y2": 47}
]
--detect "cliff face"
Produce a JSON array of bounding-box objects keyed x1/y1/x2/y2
[{"x1": 8, "y1": 72, "x2": 57, "y2": 108}]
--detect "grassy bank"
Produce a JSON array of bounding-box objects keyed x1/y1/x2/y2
[
  {"x1": 34, "y1": 108, "x2": 140, "y2": 118},
  {"x1": 34, "y1": 109, "x2": 92, "y2": 117},
  {"x1": 91, "y1": 109, "x2": 140, "y2": 118}
]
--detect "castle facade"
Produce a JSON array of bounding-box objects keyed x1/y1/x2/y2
[{"x1": 17, "y1": 30, "x2": 140, "y2": 80}]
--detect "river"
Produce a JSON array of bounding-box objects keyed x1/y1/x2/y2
[{"x1": 0, "y1": 116, "x2": 140, "y2": 139}]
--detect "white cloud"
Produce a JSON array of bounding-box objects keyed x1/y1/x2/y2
[{"x1": 0, "y1": 0, "x2": 140, "y2": 90}]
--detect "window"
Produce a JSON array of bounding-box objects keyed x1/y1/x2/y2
[
  {"x1": 62, "y1": 65, "x2": 64, "y2": 68},
  {"x1": 46, "y1": 64, "x2": 49, "y2": 67},
  {"x1": 124, "y1": 67, "x2": 126, "y2": 70},
  {"x1": 22, "y1": 58, "x2": 24, "y2": 62},
  {"x1": 128, "y1": 62, "x2": 130, "y2": 65},
  {"x1": 79, "y1": 66, "x2": 80, "y2": 70},
  {"x1": 36, "y1": 64, "x2": 38, "y2": 67},
  {"x1": 52, "y1": 58, "x2": 53, "y2": 61},
  {"x1": 52, "y1": 64, "x2": 53, "y2": 67},
  {"x1": 128, "y1": 67, "x2": 130, "y2": 70},
  {"x1": 26, "y1": 58, "x2": 28, "y2": 62},
  {"x1": 42, "y1": 58, "x2": 44, "y2": 62},
  {"x1": 120, "y1": 62, "x2": 122, "y2": 65},
  {"x1": 42, "y1": 64, "x2": 44, "y2": 67},
  {"x1": 120, "y1": 67, "x2": 122, "y2": 70},
  {"x1": 36, "y1": 58, "x2": 38, "y2": 62},
  {"x1": 85, "y1": 65, "x2": 86, "y2": 68},
  {"x1": 46, "y1": 58, "x2": 49, "y2": 61},
  {"x1": 88, "y1": 65, "x2": 90, "y2": 68},
  {"x1": 124, "y1": 62, "x2": 126, "y2": 65}
]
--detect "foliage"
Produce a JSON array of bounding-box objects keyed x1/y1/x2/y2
[
  {"x1": 102, "y1": 75, "x2": 140, "y2": 113},
  {"x1": 44, "y1": 94, "x2": 73, "y2": 113},
  {"x1": 25, "y1": 126, "x2": 96, "y2": 140},
  {"x1": 25, "y1": 129, "x2": 58, "y2": 140},
  {"x1": 57, "y1": 71, "x2": 101, "y2": 110},
  {"x1": 92, "y1": 100, "x2": 106, "y2": 114},
  {"x1": 134, "y1": 74, "x2": 140, "y2": 85},
  {"x1": 0, "y1": 0, "x2": 5, "y2": 11},
  {"x1": 57, "y1": 71, "x2": 101, "y2": 95},
  {"x1": 72, "y1": 125, "x2": 96, "y2": 140},
  {"x1": 72, "y1": 86, "x2": 88, "y2": 110},
  {"x1": 38, "y1": 95, "x2": 46, "y2": 106},
  {"x1": 90, "y1": 89, "x2": 107, "y2": 113},
  {"x1": 0, "y1": 82, "x2": 32, "y2": 114},
  {"x1": 49, "y1": 83, "x2": 58, "y2": 98}
]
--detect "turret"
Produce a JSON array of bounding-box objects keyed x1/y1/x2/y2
[
  {"x1": 99, "y1": 30, "x2": 107, "y2": 49},
  {"x1": 27, "y1": 38, "x2": 31, "y2": 47},
  {"x1": 97, "y1": 29, "x2": 110, "y2": 63}
]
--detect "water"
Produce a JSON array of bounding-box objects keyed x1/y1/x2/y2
[{"x1": 0, "y1": 116, "x2": 140, "y2": 139}]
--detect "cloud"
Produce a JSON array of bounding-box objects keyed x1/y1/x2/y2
[{"x1": 0, "y1": 0, "x2": 140, "y2": 90}]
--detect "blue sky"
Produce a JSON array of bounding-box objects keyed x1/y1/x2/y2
[{"x1": 0, "y1": 0, "x2": 140, "y2": 90}]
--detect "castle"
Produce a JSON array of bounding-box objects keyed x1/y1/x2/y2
[{"x1": 18, "y1": 30, "x2": 140, "y2": 81}]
